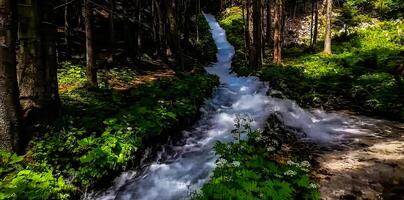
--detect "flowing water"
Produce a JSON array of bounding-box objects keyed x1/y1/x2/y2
[{"x1": 87, "y1": 14, "x2": 404, "y2": 200}]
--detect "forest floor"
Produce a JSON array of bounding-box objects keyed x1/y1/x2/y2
[{"x1": 312, "y1": 111, "x2": 404, "y2": 199}]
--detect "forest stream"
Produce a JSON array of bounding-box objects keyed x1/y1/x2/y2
[{"x1": 87, "y1": 14, "x2": 404, "y2": 200}]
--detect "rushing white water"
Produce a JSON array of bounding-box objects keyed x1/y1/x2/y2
[{"x1": 88, "y1": 14, "x2": 368, "y2": 200}]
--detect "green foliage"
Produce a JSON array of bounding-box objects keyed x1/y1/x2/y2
[
  {"x1": 197, "y1": 13, "x2": 218, "y2": 63},
  {"x1": 219, "y1": 6, "x2": 253, "y2": 76},
  {"x1": 260, "y1": 20, "x2": 404, "y2": 120},
  {"x1": 195, "y1": 126, "x2": 319, "y2": 200},
  {"x1": 0, "y1": 151, "x2": 24, "y2": 177},
  {"x1": 345, "y1": 0, "x2": 404, "y2": 18},
  {"x1": 58, "y1": 62, "x2": 87, "y2": 90},
  {"x1": 1, "y1": 72, "x2": 218, "y2": 198},
  {"x1": 0, "y1": 169, "x2": 73, "y2": 200}
]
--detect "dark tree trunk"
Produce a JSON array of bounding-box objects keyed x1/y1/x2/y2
[
  {"x1": 253, "y1": 0, "x2": 263, "y2": 68},
  {"x1": 266, "y1": 0, "x2": 272, "y2": 49},
  {"x1": 84, "y1": 0, "x2": 97, "y2": 87},
  {"x1": 40, "y1": 0, "x2": 60, "y2": 118},
  {"x1": 109, "y1": 0, "x2": 115, "y2": 62},
  {"x1": 0, "y1": 0, "x2": 22, "y2": 153},
  {"x1": 310, "y1": 0, "x2": 319, "y2": 50},
  {"x1": 64, "y1": 0, "x2": 71, "y2": 59}
]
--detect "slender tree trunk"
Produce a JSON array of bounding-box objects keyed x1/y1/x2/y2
[
  {"x1": 0, "y1": 0, "x2": 22, "y2": 153},
  {"x1": 273, "y1": 0, "x2": 282, "y2": 64},
  {"x1": 64, "y1": 0, "x2": 71, "y2": 59},
  {"x1": 165, "y1": 0, "x2": 183, "y2": 71},
  {"x1": 310, "y1": 0, "x2": 319, "y2": 50},
  {"x1": 266, "y1": 0, "x2": 272, "y2": 49},
  {"x1": 246, "y1": 0, "x2": 255, "y2": 68},
  {"x1": 84, "y1": 0, "x2": 97, "y2": 87},
  {"x1": 109, "y1": 0, "x2": 115, "y2": 62},
  {"x1": 196, "y1": 0, "x2": 200, "y2": 44},
  {"x1": 242, "y1": 0, "x2": 248, "y2": 61},
  {"x1": 324, "y1": 0, "x2": 332, "y2": 54}
]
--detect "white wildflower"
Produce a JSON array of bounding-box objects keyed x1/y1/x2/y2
[
  {"x1": 127, "y1": 127, "x2": 133, "y2": 131},
  {"x1": 300, "y1": 161, "x2": 311, "y2": 168},
  {"x1": 287, "y1": 160, "x2": 296, "y2": 166},
  {"x1": 284, "y1": 170, "x2": 297, "y2": 177},
  {"x1": 309, "y1": 183, "x2": 318, "y2": 189},
  {"x1": 266, "y1": 146, "x2": 276, "y2": 152},
  {"x1": 274, "y1": 174, "x2": 283, "y2": 178},
  {"x1": 232, "y1": 161, "x2": 241, "y2": 167},
  {"x1": 217, "y1": 158, "x2": 227, "y2": 166}
]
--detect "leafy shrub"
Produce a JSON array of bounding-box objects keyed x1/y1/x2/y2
[
  {"x1": 195, "y1": 118, "x2": 319, "y2": 200},
  {"x1": 0, "y1": 169, "x2": 73, "y2": 200}
]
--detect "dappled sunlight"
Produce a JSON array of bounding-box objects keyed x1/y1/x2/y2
[{"x1": 315, "y1": 113, "x2": 404, "y2": 199}]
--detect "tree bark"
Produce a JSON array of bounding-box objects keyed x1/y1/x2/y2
[
  {"x1": 273, "y1": 0, "x2": 282, "y2": 64},
  {"x1": 324, "y1": 0, "x2": 332, "y2": 54},
  {"x1": 310, "y1": 0, "x2": 319, "y2": 50},
  {"x1": 109, "y1": 0, "x2": 115, "y2": 62},
  {"x1": 84, "y1": 0, "x2": 97, "y2": 87},
  {"x1": 253, "y1": 0, "x2": 263, "y2": 68},
  {"x1": 266, "y1": 0, "x2": 272, "y2": 49},
  {"x1": 40, "y1": 0, "x2": 60, "y2": 118},
  {"x1": 246, "y1": 0, "x2": 255, "y2": 68},
  {"x1": 0, "y1": 0, "x2": 22, "y2": 152}
]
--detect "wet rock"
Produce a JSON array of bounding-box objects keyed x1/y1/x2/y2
[{"x1": 268, "y1": 89, "x2": 286, "y2": 99}]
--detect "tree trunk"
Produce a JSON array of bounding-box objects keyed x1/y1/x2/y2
[
  {"x1": 84, "y1": 0, "x2": 97, "y2": 87},
  {"x1": 0, "y1": 0, "x2": 22, "y2": 152},
  {"x1": 324, "y1": 0, "x2": 332, "y2": 54},
  {"x1": 17, "y1": 0, "x2": 47, "y2": 120},
  {"x1": 246, "y1": 0, "x2": 255, "y2": 68},
  {"x1": 165, "y1": 0, "x2": 183, "y2": 71},
  {"x1": 253, "y1": 0, "x2": 263, "y2": 68},
  {"x1": 266, "y1": 0, "x2": 272, "y2": 49},
  {"x1": 109, "y1": 0, "x2": 115, "y2": 62},
  {"x1": 64, "y1": 0, "x2": 71, "y2": 59},
  {"x1": 310, "y1": 0, "x2": 319, "y2": 50},
  {"x1": 273, "y1": 0, "x2": 282, "y2": 64},
  {"x1": 40, "y1": 0, "x2": 60, "y2": 118}
]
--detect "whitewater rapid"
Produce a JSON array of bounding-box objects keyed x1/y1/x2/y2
[{"x1": 88, "y1": 14, "x2": 366, "y2": 200}]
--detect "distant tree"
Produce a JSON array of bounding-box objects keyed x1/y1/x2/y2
[
  {"x1": 310, "y1": 0, "x2": 319, "y2": 50},
  {"x1": 324, "y1": 0, "x2": 332, "y2": 54},
  {"x1": 266, "y1": 0, "x2": 273, "y2": 49},
  {"x1": 84, "y1": 0, "x2": 97, "y2": 87},
  {"x1": 273, "y1": 0, "x2": 283, "y2": 64}
]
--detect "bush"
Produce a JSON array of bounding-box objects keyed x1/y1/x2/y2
[{"x1": 195, "y1": 116, "x2": 319, "y2": 200}]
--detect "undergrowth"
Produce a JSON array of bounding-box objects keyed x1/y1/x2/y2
[
  {"x1": 0, "y1": 65, "x2": 219, "y2": 199},
  {"x1": 261, "y1": 20, "x2": 403, "y2": 120},
  {"x1": 219, "y1": 5, "x2": 403, "y2": 120},
  {"x1": 194, "y1": 115, "x2": 319, "y2": 200}
]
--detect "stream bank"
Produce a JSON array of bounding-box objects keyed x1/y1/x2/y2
[{"x1": 214, "y1": 7, "x2": 404, "y2": 200}]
